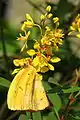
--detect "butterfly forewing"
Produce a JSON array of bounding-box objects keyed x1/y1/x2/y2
[{"x1": 7, "y1": 65, "x2": 49, "y2": 111}]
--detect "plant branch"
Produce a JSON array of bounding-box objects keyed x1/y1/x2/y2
[
  {"x1": 0, "y1": 25, "x2": 11, "y2": 79},
  {"x1": 0, "y1": 100, "x2": 8, "y2": 120},
  {"x1": 6, "y1": 111, "x2": 21, "y2": 120},
  {"x1": 26, "y1": 0, "x2": 44, "y2": 14},
  {"x1": 30, "y1": 112, "x2": 33, "y2": 120}
]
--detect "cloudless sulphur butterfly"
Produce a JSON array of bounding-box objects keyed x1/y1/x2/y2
[{"x1": 7, "y1": 65, "x2": 49, "y2": 111}]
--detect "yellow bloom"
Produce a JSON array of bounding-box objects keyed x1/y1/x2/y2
[
  {"x1": 25, "y1": 21, "x2": 34, "y2": 28},
  {"x1": 26, "y1": 14, "x2": 34, "y2": 23},
  {"x1": 48, "y1": 64, "x2": 54, "y2": 70},
  {"x1": 46, "y1": 5, "x2": 51, "y2": 12},
  {"x1": 32, "y1": 54, "x2": 54, "y2": 73},
  {"x1": 68, "y1": 31, "x2": 73, "y2": 35},
  {"x1": 70, "y1": 26, "x2": 76, "y2": 31},
  {"x1": 53, "y1": 17, "x2": 59, "y2": 23},
  {"x1": 69, "y1": 14, "x2": 80, "y2": 37},
  {"x1": 47, "y1": 13, "x2": 52, "y2": 19},
  {"x1": 32, "y1": 56, "x2": 39, "y2": 67},
  {"x1": 27, "y1": 49, "x2": 36, "y2": 56},
  {"x1": 21, "y1": 14, "x2": 34, "y2": 31},
  {"x1": 50, "y1": 57, "x2": 61, "y2": 63},
  {"x1": 40, "y1": 14, "x2": 45, "y2": 21},
  {"x1": 76, "y1": 34, "x2": 80, "y2": 38},
  {"x1": 41, "y1": 36, "x2": 51, "y2": 46},
  {"x1": 34, "y1": 41, "x2": 40, "y2": 50},
  {"x1": 41, "y1": 46, "x2": 52, "y2": 55},
  {"x1": 45, "y1": 26, "x2": 51, "y2": 31},
  {"x1": 13, "y1": 58, "x2": 31, "y2": 67},
  {"x1": 17, "y1": 31, "x2": 30, "y2": 41},
  {"x1": 40, "y1": 66, "x2": 49, "y2": 73},
  {"x1": 21, "y1": 23, "x2": 26, "y2": 32},
  {"x1": 41, "y1": 28, "x2": 63, "y2": 50}
]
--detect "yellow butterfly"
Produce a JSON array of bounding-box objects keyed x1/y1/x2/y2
[{"x1": 7, "y1": 65, "x2": 50, "y2": 111}]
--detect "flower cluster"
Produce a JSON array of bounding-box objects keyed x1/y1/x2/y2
[
  {"x1": 68, "y1": 14, "x2": 80, "y2": 38},
  {"x1": 13, "y1": 6, "x2": 64, "y2": 74}
]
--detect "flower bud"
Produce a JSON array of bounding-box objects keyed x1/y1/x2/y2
[
  {"x1": 47, "y1": 13, "x2": 52, "y2": 18},
  {"x1": 46, "y1": 5, "x2": 51, "y2": 12},
  {"x1": 53, "y1": 17, "x2": 59, "y2": 23},
  {"x1": 40, "y1": 14, "x2": 45, "y2": 20}
]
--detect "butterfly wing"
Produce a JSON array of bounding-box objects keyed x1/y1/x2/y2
[
  {"x1": 32, "y1": 73, "x2": 50, "y2": 111},
  {"x1": 7, "y1": 65, "x2": 36, "y2": 110},
  {"x1": 7, "y1": 65, "x2": 49, "y2": 111}
]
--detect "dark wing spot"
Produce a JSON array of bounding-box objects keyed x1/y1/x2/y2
[
  {"x1": 19, "y1": 86, "x2": 23, "y2": 91},
  {"x1": 40, "y1": 98, "x2": 43, "y2": 100},
  {"x1": 14, "y1": 90, "x2": 17, "y2": 93}
]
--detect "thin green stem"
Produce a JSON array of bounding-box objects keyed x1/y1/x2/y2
[
  {"x1": 30, "y1": 112, "x2": 33, "y2": 120},
  {"x1": 35, "y1": 24, "x2": 43, "y2": 37},
  {"x1": 0, "y1": 100, "x2": 7, "y2": 120},
  {"x1": 6, "y1": 111, "x2": 21, "y2": 120},
  {"x1": 20, "y1": 40, "x2": 27, "y2": 52}
]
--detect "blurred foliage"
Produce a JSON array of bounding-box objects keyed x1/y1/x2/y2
[{"x1": 0, "y1": 0, "x2": 80, "y2": 120}]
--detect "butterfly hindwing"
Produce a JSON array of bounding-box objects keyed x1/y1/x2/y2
[{"x1": 32, "y1": 73, "x2": 49, "y2": 111}]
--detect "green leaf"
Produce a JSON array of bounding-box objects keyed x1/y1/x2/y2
[
  {"x1": 42, "y1": 81, "x2": 52, "y2": 91},
  {"x1": 74, "y1": 116, "x2": 80, "y2": 120},
  {"x1": 32, "y1": 112, "x2": 41, "y2": 120},
  {"x1": 62, "y1": 87, "x2": 80, "y2": 93},
  {"x1": 26, "y1": 112, "x2": 30, "y2": 120},
  {"x1": 54, "y1": 108, "x2": 60, "y2": 120},
  {"x1": 18, "y1": 114, "x2": 27, "y2": 120},
  {"x1": 48, "y1": 93, "x2": 62, "y2": 111},
  {"x1": 0, "y1": 77, "x2": 11, "y2": 88},
  {"x1": 43, "y1": 112, "x2": 57, "y2": 120},
  {"x1": 47, "y1": 112, "x2": 57, "y2": 120},
  {"x1": 48, "y1": 77, "x2": 62, "y2": 87},
  {"x1": 69, "y1": 114, "x2": 80, "y2": 120}
]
